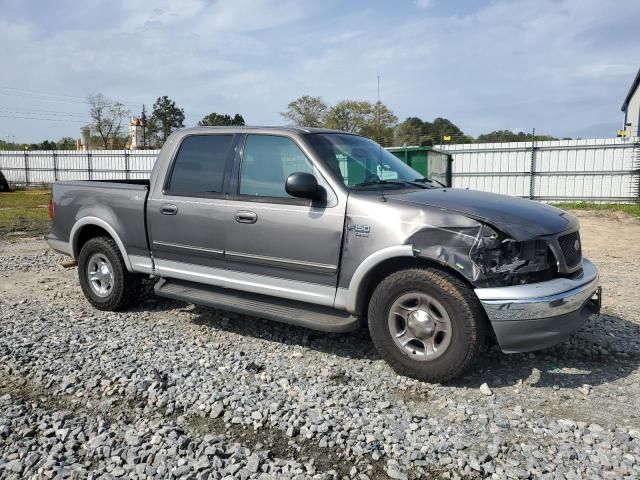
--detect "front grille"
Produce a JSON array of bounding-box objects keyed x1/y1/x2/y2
[{"x1": 558, "y1": 231, "x2": 582, "y2": 268}]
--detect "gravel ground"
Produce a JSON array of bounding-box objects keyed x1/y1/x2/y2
[{"x1": 0, "y1": 211, "x2": 639, "y2": 479}]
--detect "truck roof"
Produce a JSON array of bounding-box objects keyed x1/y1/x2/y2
[{"x1": 177, "y1": 126, "x2": 353, "y2": 135}]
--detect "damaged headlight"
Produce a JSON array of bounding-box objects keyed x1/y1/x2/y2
[
  {"x1": 473, "y1": 224, "x2": 501, "y2": 251},
  {"x1": 471, "y1": 223, "x2": 555, "y2": 286},
  {"x1": 408, "y1": 220, "x2": 555, "y2": 287}
]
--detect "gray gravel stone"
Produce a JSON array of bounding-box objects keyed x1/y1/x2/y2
[
  {"x1": 479, "y1": 383, "x2": 493, "y2": 396},
  {"x1": 1, "y1": 238, "x2": 640, "y2": 479},
  {"x1": 385, "y1": 460, "x2": 408, "y2": 480},
  {"x1": 3, "y1": 459, "x2": 23, "y2": 473},
  {"x1": 247, "y1": 453, "x2": 261, "y2": 473}
]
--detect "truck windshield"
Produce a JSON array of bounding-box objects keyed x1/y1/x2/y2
[{"x1": 306, "y1": 133, "x2": 439, "y2": 190}]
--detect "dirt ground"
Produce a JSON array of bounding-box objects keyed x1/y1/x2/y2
[
  {"x1": 1, "y1": 209, "x2": 640, "y2": 478},
  {"x1": 573, "y1": 210, "x2": 640, "y2": 325}
]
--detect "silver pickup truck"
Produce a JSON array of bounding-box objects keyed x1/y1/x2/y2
[{"x1": 47, "y1": 126, "x2": 601, "y2": 382}]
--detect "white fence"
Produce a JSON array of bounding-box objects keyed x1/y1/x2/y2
[
  {"x1": 438, "y1": 137, "x2": 640, "y2": 202},
  {"x1": 0, "y1": 149, "x2": 160, "y2": 185},
  {"x1": 1, "y1": 137, "x2": 639, "y2": 202}
]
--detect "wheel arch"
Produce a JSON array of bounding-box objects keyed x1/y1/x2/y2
[
  {"x1": 341, "y1": 245, "x2": 476, "y2": 316},
  {"x1": 70, "y1": 217, "x2": 132, "y2": 271}
]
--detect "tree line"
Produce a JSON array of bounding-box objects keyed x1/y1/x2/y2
[
  {"x1": 85, "y1": 93, "x2": 247, "y2": 149},
  {"x1": 280, "y1": 95, "x2": 559, "y2": 146},
  {"x1": 2, "y1": 93, "x2": 561, "y2": 151},
  {"x1": 0, "y1": 137, "x2": 76, "y2": 151},
  {"x1": 85, "y1": 92, "x2": 560, "y2": 150}
]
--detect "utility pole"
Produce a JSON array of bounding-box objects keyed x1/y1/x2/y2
[
  {"x1": 529, "y1": 127, "x2": 537, "y2": 200},
  {"x1": 141, "y1": 104, "x2": 147, "y2": 149},
  {"x1": 163, "y1": 110, "x2": 168, "y2": 142}
]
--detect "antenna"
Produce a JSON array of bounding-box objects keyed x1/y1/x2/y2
[
  {"x1": 376, "y1": 74, "x2": 385, "y2": 203},
  {"x1": 377, "y1": 75, "x2": 382, "y2": 144}
]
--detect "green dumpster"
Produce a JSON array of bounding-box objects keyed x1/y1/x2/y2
[{"x1": 386, "y1": 146, "x2": 453, "y2": 187}]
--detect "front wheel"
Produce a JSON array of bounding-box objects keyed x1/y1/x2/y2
[
  {"x1": 368, "y1": 267, "x2": 486, "y2": 383},
  {"x1": 78, "y1": 236, "x2": 142, "y2": 311}
]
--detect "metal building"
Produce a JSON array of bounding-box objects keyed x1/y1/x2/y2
[{"x1": 622, "y1": 68, "x2": 640, "y2": 138}]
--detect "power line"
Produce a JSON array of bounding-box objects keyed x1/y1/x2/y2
[
  {"x1": 0, "y1": 90, "x2": 87, "y2": 105},
  {"x1": 0, "y1": 107, "x2": 87, "y2": 118},
  {"x1": 0, "y1": 86, "x2": 141, "y2": 108},
  {"x1": 0, "y1": 114, "x2": 89, "y2": 124},
  {"x1": 0, "y1": 86, "x2": 87, "y2": 100}
]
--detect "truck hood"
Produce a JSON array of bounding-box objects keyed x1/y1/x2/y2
[{"x1": 390, "y1": 188, "x2": 575, "y2": 240}]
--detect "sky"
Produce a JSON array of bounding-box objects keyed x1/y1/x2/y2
[{"x1": 0, "y1": 0, "x2": 638, "y2": 143}]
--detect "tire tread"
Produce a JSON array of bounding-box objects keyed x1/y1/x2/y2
[
  {"x1": 78, "y1": 236, "x2": 142, "y2": 311},
  {"x1": 367, "y1": 267, "x2": 486, "y2": 383}
]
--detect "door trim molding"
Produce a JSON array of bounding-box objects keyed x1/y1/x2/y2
[
  {"x1": 153, "y1": 240, "x2": 224, "y2": 257},
  {"x1": 155, "y1": 259, "x2": 337, "y2": 307},
  {"x1": 225, "y1": 250, "x2": 337, "y2": 275}
]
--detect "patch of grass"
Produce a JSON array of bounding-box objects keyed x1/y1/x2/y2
[
  {"x1": 551, "y1": 202, "x2": 640, "y2": 219},
  {"x1": 0, "y1": 189, "x2": 51, "y2": 237}
]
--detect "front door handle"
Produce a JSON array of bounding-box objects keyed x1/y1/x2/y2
[
  {"x1": 235, "y1": 210, "x2": 257, "y2": 224},
  {"x1": 160, "y1": 204, "x2": 178, "y2": 215}
]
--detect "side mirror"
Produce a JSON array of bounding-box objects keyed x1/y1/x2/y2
[{"x1": 285, "y1": 172, "x2": 323, "y2": 200}]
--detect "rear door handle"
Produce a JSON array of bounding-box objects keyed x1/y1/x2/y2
[
  {"x1": 235, "y1": 210, "x2": 257, "y2": 224},
  {"x1": 160, "y1": 204, "x2": 178, "y2": 215}
]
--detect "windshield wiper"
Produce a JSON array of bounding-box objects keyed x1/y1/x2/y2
[
  {"x1": 414, "y1": 177, "x2": 446, "y2": 188},
  {"x1": 354, "y1": 179, "x2": 428, "y2": 189}
]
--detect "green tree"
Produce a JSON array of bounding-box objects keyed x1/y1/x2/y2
[
  {"x1": 430, "y1": 117, "x2": 471, "y2": 143},
  {"x1": 27, "y1": 139, "x2": 67, "y2": 150},
  {"x1": 323, "y1": 100, "x2": 398, "y2": 145},
  {"x1": 359, "y1": 101, "x2": 398, "y2": 146},
  {"x1": 40, "y1": 140, "x2": 56, "y2": 150},
  {"x1": 323, "y1": 100, "x2": 373, "y2": 134},
  {"x1": 198, "y1": 112, "x2": 245, "y2": 126},
  {"x1": 476, "y1": 130, "x2": 556, "y2": 143},
  {"x1": 394, "y1": 117, "x2": 430, "y2": 145},
  {"x1": 57, "y1": 137, "x2": 77, "y2": 150},
  {"x1": 394, "y1": 117, "x2": 472, "y2": 146},
  {"x1": 148, "y1": 96, "x2": 185, "y2": 145},
  {"x1": 280, "y1": 95, "x2": 328, "y2": 127},
  {"x1": 232, "y1": 113, "x2": 244, "y2": 126}
]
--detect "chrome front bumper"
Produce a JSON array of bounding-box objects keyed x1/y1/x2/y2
[{"x1": 475, "y1": 258, "x2": 600, "y2": 353}]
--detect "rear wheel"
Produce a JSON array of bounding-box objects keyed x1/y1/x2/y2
[
  {"x1": 368, "y1": 267, "x2": 486, "y2": 383},
  {"x1": 78, "y1": 236, "x2": 142, "y2": 311}
]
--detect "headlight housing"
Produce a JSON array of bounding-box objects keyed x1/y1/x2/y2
[{"x1": 471, "y1": 223, "x2": 556, "y2": 286}]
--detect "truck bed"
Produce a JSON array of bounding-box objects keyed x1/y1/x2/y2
[{"x1": 48, "y1": 180, "x2": 151, "y2": 262}]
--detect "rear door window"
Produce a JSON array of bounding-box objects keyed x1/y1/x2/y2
[{"x1": 167, "y1": 134, "x2": 234, "y2": 195}]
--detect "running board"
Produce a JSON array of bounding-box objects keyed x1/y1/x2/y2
[{"x1": 154, "y1": 278, "x2": 359, "y2": 333}]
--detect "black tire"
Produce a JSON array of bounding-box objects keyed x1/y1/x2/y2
[
  {"x1": 368, "y1": 267, "x2": 486, "y2": 383},
  {"x1": 0, "y1": 170, "x2": 10, "y2": 192},
  {"x1": 78, "y1": 236, "x2": 142, "y2": 311}
]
